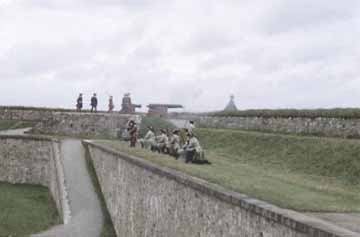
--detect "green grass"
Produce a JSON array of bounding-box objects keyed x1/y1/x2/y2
[
  {"x1": 95, "y1": 128, "x2": 360, "y2": 212},
  {"x1": 210, "y1": 108, "x2": 360, "y2": 119},
  {"x1": 0, "y1": 120, "x2": 35, "y2": 131},
  {"x1": 84, "y1": 145, "x2": 117, "y2": 237},
  {"x1": 0, "y1": 182, "x2": 60, "y2": 236},
  {"x1": 138, "y1": 116, "x2": 176, "y2": 137}
]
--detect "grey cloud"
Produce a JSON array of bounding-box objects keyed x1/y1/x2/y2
[
  {"x1": 262, "y1": 0, "x2": 360, "y2": 33},
  {"x1": 1, "y1": 0, "x2": 359, "y2": 111}
]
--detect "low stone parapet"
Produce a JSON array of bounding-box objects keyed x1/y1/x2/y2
[
  {"x1": 0, "y1": 135, "x2": 71, "y2": 224},
  {"x1": 83, "y1": 140, "x2": 358, "y2": 237}
]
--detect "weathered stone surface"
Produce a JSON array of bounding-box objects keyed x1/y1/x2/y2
[
  {"x1": 32, "y1": 112, "x2": 138, "y2": 138},
  {"x1": 0, "y1": 107, "x2": 140, "y2": 138},
  {"x1": 0, "y1": 135, "x2": 70, "y2": 224},
  {"x1": 84, "y1": 141, "x2": 358, "y2": 237},
  {"x1": 169, "y1": 114, "x2": 360, "y2": 138}
]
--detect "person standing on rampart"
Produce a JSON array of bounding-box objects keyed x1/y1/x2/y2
[
  {"x1": 108, "y1": 96, "x2": 114, "y2": 112},
  {"x1": 91, "y1": 93, "x2": 98, "y2": 112},
  {"x1": 76, "y1": 93, "x2": 83, "y2": 111}
]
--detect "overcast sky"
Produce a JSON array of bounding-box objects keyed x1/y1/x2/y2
[{"x1": 0, "y1": 0, "x2": 359, "y2": 112}]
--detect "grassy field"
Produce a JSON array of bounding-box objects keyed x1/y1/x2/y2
[
  {"x1": 0, "y1": 120, "x2": 34, "y2": 131},
  {"x1": 138, "y1": 116, "x2": 176, "y2": 137},
  {"x1": 96, "y1": 128, "x2": 360, "y2": 212},
  {"x1": 209, "y1": 108, "x2": 360, "y2": 119},
  {"x1": 0, "y1": 182, "x2": 60, "y2": 236}
]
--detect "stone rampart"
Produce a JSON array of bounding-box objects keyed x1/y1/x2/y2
[
  {"x1": 0, "y1": 106, "x2": 139, "y2": 138},
  {"x1": 169, "y1": 114, "x2": 360, "y2": 138},
  {"x1": 0, "y1": 135, "x2": 70, "y2": 224},
  {"x1": 83, "y1": 141, "x2": 358, "y2": 237}
]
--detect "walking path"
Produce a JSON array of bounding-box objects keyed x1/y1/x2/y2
[
  {"x1": 0, "y1": 128, "x2": 104, "y2": 236},
  {"x1": 34, "y1": 139, "x2": 103, "y2": 237},
  {"x1": 0, "y1": 127, "x2": 32, "y2": 135}
]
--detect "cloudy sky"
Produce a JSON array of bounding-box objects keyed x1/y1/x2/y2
[{"x1": 0, "y1": 0, "x2": 359, "y2": 112}]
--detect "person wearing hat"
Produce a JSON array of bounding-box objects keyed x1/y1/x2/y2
[
  {"x1": 154, "y1": 129, "x2": 169, "y2": 153},
  {"x1": 108, "y1": 95, "x2": 114, "y2": 112},
  {"x1": 76, "y1": 93, "x2": 83, "y2": 111},
  {"x1": 91, "y1": 93, "x2": 98, "y2": 112},
  {"x1": 169, "y1": 129, "x2": 181, "y2": 158},
  {"x1": 127, "y1": 120, "x2": 138, "y2": 147},
  {"x1": 184, "y1": 132, "x2": 202, "y2": 163},
  {"x1": 139, "y1": 126, "x2": 156, "y2": 149}
]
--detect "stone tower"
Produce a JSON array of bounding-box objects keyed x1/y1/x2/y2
[{"x1": 224, "y1": 95, "x2": 238, "y2": 111}]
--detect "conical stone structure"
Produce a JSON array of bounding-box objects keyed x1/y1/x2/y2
[{"x1": 224, "y1": 95, "x2": 238, "y2": 111}]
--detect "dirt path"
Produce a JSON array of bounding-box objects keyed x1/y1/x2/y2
[{"x1": 34, "y1": 139, "x2": 103, "y2": 237}]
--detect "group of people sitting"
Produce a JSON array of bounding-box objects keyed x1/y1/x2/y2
[{"x1": 138, "y1": 126, "x2": 206, "y2": 164}]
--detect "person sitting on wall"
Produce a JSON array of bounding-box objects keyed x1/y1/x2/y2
[
  {"x1": 127, "y1": 120, "x2": 138, "y2": 147},
  {"x1": 91, "y1": 93, "x2": 98, "y2": 112},
  {"x1": 76, "y1": 93, "x2": 83, "y2": 111},
  {"x1": 168, "y1": 129, "x2": 181, "y2": 158},
  {"x1": 153, "y1": 129, "x2": 169, "y2": 153},
  {"x1": 139, "y1": 126, "x2": 156, "y2": 149},
  {"x1": 183, "y1": 132, "x2": 203, "y2": 164}
]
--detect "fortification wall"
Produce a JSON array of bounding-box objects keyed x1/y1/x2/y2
[
  {"x1": 83, "y1": 141, "x2": 357, "y2": 237},
  {"x1": 0, "y1": 135, "x2": 70, "y2": 223},
  {"x1": 0, "y1": 107, "x2": 139, "y2": 138},
  {"x1": 169, "y1": 114, "x2": 360, "y2": 138}
]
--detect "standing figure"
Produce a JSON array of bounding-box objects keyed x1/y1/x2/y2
[
  {"x1": 108, "y1": 96, "x2": 114, "y2": 112},
  {"x1": 76, "y1": 93, "x2": 83, "y2": 111},
  {"x1": 188, "y1": 121, "x2": 195, "y2": 133},
  {"x1": 127, "y1": 120, "x2": 138, "y2": 147},
  {"x1": 91, "y1": 93, "x2": 98, "y2": 112}
]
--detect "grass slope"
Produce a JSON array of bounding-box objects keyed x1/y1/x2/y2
[
  {"x1": 0, "y1": 182, "x2": 60, "y2": 236},
  {"x1": 96, "y1": 128, "x2": 360, "y2": 212},
  {"x1": 138, "y1": 116, "x2": 176, "y2": 137},
  {"x1": 210, "y1": 108, "x2": 360, "y2": 119}
]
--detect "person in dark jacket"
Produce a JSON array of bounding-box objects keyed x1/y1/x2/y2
[
  {"x1": 108, "y1": 96, "x2": 114, "y2": 112},
  {"x1": 127, "y1": 120, "x2": 138, "y2": 147},
  {"x1": 76, "y1": 93, "x2": 83, "y2": 111},
  {"x1": 91, "y1": 93, "x2": 98, "y2": 112}
]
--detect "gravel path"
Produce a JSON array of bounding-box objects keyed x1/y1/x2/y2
[
  {"x1": 34, "y1": 139, "x2": 103, "y2": 237},
  {"x1": 0, "y1": 127, "x2": 32, "y2": 135}
]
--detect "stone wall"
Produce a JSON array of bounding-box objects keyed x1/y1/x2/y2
[
  {"x1": 169, "y1": 114, "x2": 360, "y2": 138},
  {"x1": 32, "y1": 112, "x2": 139, "y2": 138},
  {"x1": 0, "y1": 135, "x2": 70, "y2": 224},
  {"x1": 0, "y1": 107, "x2": 139, "y2": 138},
  {"x1": 83, "y1": 141, "x2": 358, "y2": 237}
]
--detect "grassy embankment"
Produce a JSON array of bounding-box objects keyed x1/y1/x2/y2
[
  {"x1": 209, "y1": 108, "x2": 360, "y2": 119},
  {"x1": 0, "y1": 182, "x2": 60, "y2": 236},
  {"x1": 96, "y1": 128, "x2": 360, "y2": 212}
]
